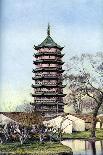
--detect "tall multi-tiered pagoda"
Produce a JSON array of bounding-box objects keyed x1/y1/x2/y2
[{"x1": 31, "y1": 24, "x2": 66, "y2": 116}]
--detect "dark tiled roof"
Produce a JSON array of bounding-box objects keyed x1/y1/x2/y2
[
  {"x1": 64, "y1": 113, "x2": 93, "y2": 122},
  {"x1": 68, "y1": 113, "x2": 103, "y2": 123},
  {"x1": 34, "y1": 35, "x2": 63, "y2": 50}
]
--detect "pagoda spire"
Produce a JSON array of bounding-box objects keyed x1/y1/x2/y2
[{"x1": 47, "y1": 23, "x2": 50, "y2": 36}]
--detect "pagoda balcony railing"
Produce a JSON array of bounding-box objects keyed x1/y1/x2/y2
[
  {"x1": 36, "y1": 82, "x2": 57, "y2": 84},
  {"x1": 37, "y1": 58, "x2": 62, "y2": 62},
  {"x1": 31, "y1": 93, "x2": 66, "y2": 97},
  {"x1": 32, "y1": 84, "x2": 65, "y2": 88},
  {"x1": 36, "y1": 109, "x2": 57, "y2": 112},
  {"x1": 34, "y1": 100, "x2": 63, "y2": 104},
  {"x1": 35, "y1": 91, "x2": 57, "y2": 94},
  {"x1": 33, "y1": 75, "x2": 63, "y2": 80},
  {"x1": 35, "y1": 91, "x2": 63, "y2": 94},
  {"x1": 33, "y1": 66, "x2": 62, "y2": 70},
  {"x1": 35, "y1": 107, "x2": 63, "y2": 112},
  {"x1": 34, "y1": 51, "x2": 63, "y2": 56},
  {"x1": 34, "y1": 100, "x2": 56, "y2": 103},
  {"x1": 35, "y1": 83, "x2": 58, "y2": 86},
  {"x1": 36, "y1": 106, "x2": 59, "y2": 110},
  {"x1": 38, "y1": 58, "x2": 58, "y2": 60},
  {"x1": 35, "y1": 74, "x2": 58, "y2": 77},
  {"x1": 33, "y1": 69, "x2": 64, "y2": 73},
  {"x1": 34, "y1": 54, "x2": 64, "y2": 58}
]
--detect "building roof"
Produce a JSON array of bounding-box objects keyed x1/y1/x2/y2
[
  {"x1": 34, "y1": 24, "x2": 63, "y2": 50},
  {"x1": 0, "y1": 112, "x2": 43, "y2": 126},
  {"x1": 0, "y1": 114, "x2": 15, "y2": 125},
  {"x1": 68, "y1": 113, "x2": 103, "y2": 123}
]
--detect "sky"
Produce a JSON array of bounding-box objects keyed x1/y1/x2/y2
[{"x1": 0, "y1": 0, "x2": 103, "y2": 111}]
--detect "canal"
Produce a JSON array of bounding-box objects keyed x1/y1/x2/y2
[{"x1": 61, "y1": 140, "x2": 103, "y2": 155}]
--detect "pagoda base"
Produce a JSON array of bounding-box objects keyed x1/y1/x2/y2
[
  {"x1": 34, "y1": 109, "x2": 64, "y2": 119},
  {"x1": 31, "y1": 102, "x2": 64, "y2": 118}
]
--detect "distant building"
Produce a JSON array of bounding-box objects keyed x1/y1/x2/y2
[
  {"x1": 43, "y1": 114, "x2": 85, "y2": 133},
  {"x1": 31, "y1": 24, "x2": 66, "y2": 116}
]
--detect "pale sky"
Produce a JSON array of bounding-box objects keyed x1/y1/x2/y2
[{"x1": 0, "y1": 0, "x2": 103, "y2": 111}]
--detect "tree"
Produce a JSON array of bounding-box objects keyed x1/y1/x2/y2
[
  {"x1": 64, "y1": 53, "x2": 103, "y2": 138},
  {"x1": 64, "y1": 73, "x2": 89, "y2": 114}
]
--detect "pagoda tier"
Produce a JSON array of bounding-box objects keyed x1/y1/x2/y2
[
  {"x1": 34, "y1": 52, "x2": 64, "y2": 57},
  {"x1": 33, "y1": 60, "x2": 64, "y2": 65},
  {"x1": 32, "y1": 68, "x2": 65, "y2": 73},
  {"x1": 32, "y1": 84, "x2": 65, "y2": 88},
  {"x1": 32, "y1": 75, "x2": 64, "y2": 80},
  {"x1": 32, "y1": 24, "x2": 66, "y2": 115},
  {"x1": 30, "y1": 106, "x2": 63, "y2": 112},
  {"x1": 32, "y1": 93, "x2": 66, "y2": 97},
  {"x1": 32, "y1": 76, "x2": 63, "y2": 80},
  {"x1": 31, "y1": 102, "x2": 64, "y2": 106}
]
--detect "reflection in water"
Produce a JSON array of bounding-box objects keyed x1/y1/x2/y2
[
  {"x1": 61, "y1": 140, "x2": 103, "y2": 155},
  {"x1": 91, "y1": 141, "x2": 96, "y2": 155},
  {"x1": 101, "y1": 141, "x2": 103, "y2": 153}
]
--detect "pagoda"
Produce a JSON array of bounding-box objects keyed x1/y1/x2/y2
[{"x1": 31, "y1": 24, "x2": 66, "y2": 116}]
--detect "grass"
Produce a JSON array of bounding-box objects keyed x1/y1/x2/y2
[
  {"x1": 0, "y1": 129, "x2": 102, "y2": 154},
  {"x1": 62, "y1": 129, "x2": 103, "y2": 140},
  {"x1": 0, "y1": 142, "x2": 73, "y2": 155}
]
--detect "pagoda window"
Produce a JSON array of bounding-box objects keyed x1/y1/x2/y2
[
  {"x1": 51, "y1": 56, "x2": 55, "y2": 59},
  {"x1": 51, "y1": 64, "x2": 57, "y2": 67},
  {"x1": 42, "y1": 64, "x2": 49, "y2": 67}
]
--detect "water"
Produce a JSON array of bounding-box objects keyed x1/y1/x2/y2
[{"x1": 61, "y1": 140, "x2": 103, "y2": 155}]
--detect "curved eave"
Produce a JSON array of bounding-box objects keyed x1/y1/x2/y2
[
  {"x1": 34, "y1": 53, "x2": 64, "y2": 57},
  {"x1": 32, "y1": 76, "x2": 59, "y2": 80},
  {"x1": 32, "y1": 68, "x2": 65, "y2": 73},
  {"x1": 32, "y1": 84, "x2": 66, "y2": 88},
  {"x1": 31, "y1": 102, "x2": 64, "y2": 106},
  {"x1": 32, "y1": 93, "x2": 66, "y2": 97},
  {"x1": 59, "y1": 69, "x2": 65, "y2": 73},
  {"x1": 33, "y1": 108, "x2": 63, "y2": 112},
  {"x1": 34, "y1": 45, "x2": 64, "y2": 50},
  {"x1": 33, "y1": 60, "x2": 64, "y2": 65}
]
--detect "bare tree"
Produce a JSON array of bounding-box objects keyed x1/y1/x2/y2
[
  {"x1": 64, "y1": 73, "x2": 89, "y2": 114},
  {"x1": 64, "y1": 53, "x2": 103, "y2": 138}
]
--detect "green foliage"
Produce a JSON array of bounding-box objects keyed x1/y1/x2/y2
[
  {"x1": 0, "y1": 142, "x2": 73, "y2": 155},
  {"x1": 62, "y1": 129, "x2": 103, "y2": 140}
]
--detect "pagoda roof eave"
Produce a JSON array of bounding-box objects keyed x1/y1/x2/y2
[
  {"x1": 32, "y1": 68, "x2": 65, "y2": 73},
  {"x1": 31, "y1": 102, "x2": 64, "y2": 106},
  {"x1": 31, "y1": 84, "x2": 66, "y2": 88},
  {"x1": 34, "y1": 45, "x2": 64, "y2": 50},
  {"x1": 32, "y1": 76, "x2": 60, "y2": 80},
  {"x1": 33, "y1": 53, "x2": 64, "y2": 57},
  {"x1": 34, "y1": 35, "x2": 64, "y2": 50},
  {"x1": 33, "y1": 60, "x2": 64, "y2": 65},
  {"x1": 32, "y1": 93, "x2": 66, "y2": 97}
]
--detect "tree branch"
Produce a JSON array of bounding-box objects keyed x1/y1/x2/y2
[
  {"x1": 85, "y1": 86, "x2": 99, "y2": 104},
  {"x1": 87, "y1": 81, "x2": 103, "y2": 94}
]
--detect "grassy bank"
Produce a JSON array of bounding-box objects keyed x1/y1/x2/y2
[
  {"x1": 63, "y1": 129, "x2": 103, "y2": 140},
  {"x1": 0, "y1": 142, "x2": 73, "y2": 155}
]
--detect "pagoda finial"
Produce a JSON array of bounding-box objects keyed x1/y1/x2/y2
[{"x1": 47, "y1": 23, "x2": 50, "y2": 36}]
